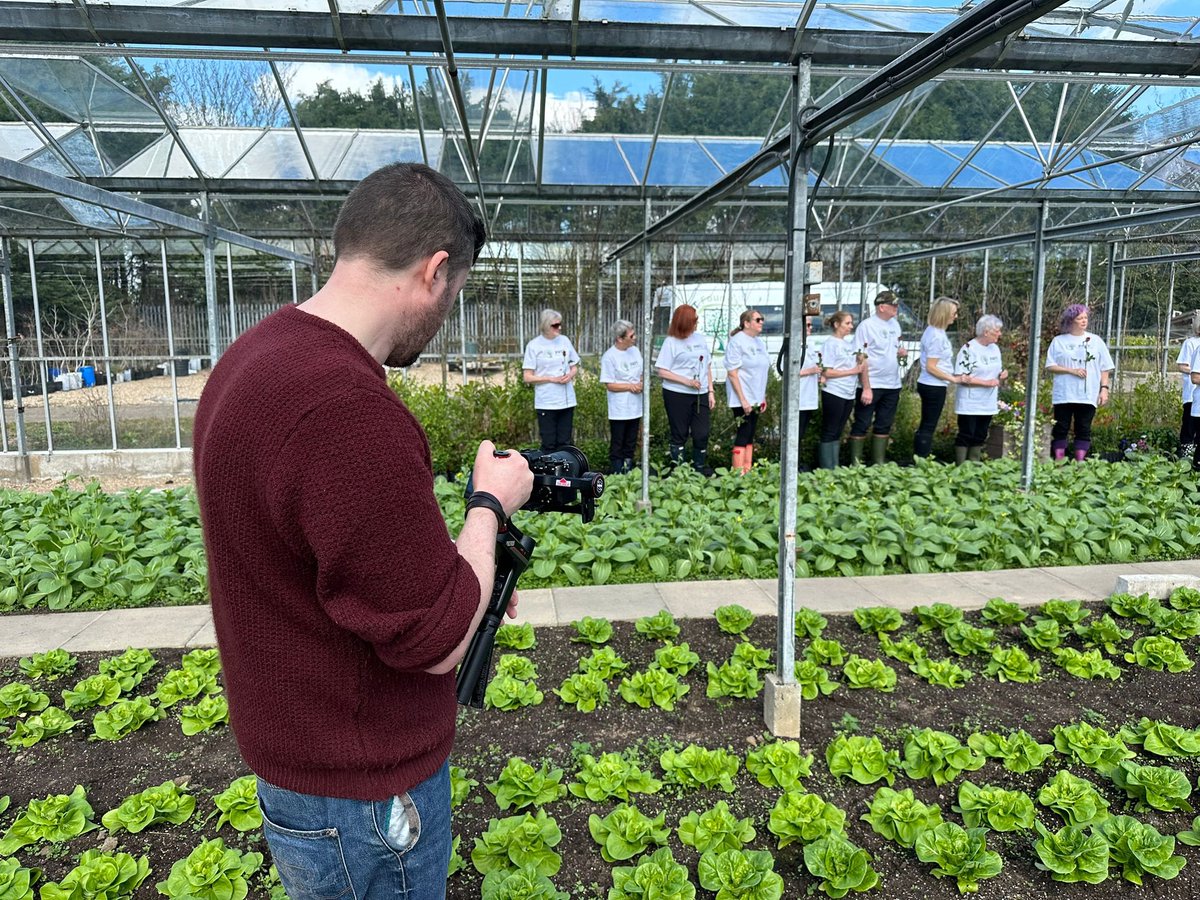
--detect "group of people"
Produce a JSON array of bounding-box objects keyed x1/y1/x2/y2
[{"x1": 525, "y1": 293, "x2": 1122, "y2": 473}]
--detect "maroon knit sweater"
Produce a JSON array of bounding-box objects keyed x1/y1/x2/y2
[{"x1": 193, "y1": 305, "x2": 480, "y2": 800}]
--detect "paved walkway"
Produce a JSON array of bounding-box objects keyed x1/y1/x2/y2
[{"x1": 3, "y1": 560, "x2": 1200, "y2": 659}]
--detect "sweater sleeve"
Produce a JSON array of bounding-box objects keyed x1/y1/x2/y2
[{"x1": 268, "y1": 387, "x2": 481, "y2": 673}]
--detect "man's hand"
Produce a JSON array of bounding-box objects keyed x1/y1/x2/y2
[{"x1": 471, "y1": 441, "x2": 534, "y2": 517}]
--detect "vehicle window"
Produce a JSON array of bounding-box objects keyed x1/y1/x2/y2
[{"x1": 758, "y1": 306, "x2": 785, "y2": 335}]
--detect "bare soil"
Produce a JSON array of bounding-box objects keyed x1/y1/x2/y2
[{"x1": 3, "y1": 603, "x2": 1199, "y2": 898}]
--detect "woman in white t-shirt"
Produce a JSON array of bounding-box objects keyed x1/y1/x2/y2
[
  {"x1": 914, "y1": 297, "x2": 962, "y2": 459},
  {"x1": 600, "y1": 319, "x2": 644, "y2": 474},
  {"x1": 1175, "y1": 316, "x2": 1200, "y2": 460},
  {"x1": 952, "y1": 315, "x2": 1007, "y2": 464},
  {"x1": 725, "y1": 309, "x2": 772, "y2": 474},
  {"x1": 523, "y1": 308, "x2": 580, "y2": 452},
  {"x1": 816, "y1": 310, "x2": 866, "y2": 469},
  {"x1": 1044, "y1": 304, "x2": 1114, "y2": 462},
  {"x1": 656, "y1": 303, "x2": 715, "y2": 473}
]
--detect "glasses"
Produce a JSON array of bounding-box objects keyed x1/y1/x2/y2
[
  {"x1": 752, "y1": 317, "x2": 764, "y2": 323},
  {"x1": 550, "y1": 322, "x2": 562, "y2": 329}
]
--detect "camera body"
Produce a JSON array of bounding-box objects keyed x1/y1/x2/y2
[{"x1": 516, "y1": 447, "x2": 605, "y2": 523}]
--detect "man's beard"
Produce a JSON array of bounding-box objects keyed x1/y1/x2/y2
[{"x1": 385, "y1": 279, "x2": 457, "y2": 368}]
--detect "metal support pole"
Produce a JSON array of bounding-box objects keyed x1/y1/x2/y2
[
  {"x1": 225, "y1": 243, "x2": 236, "y2": 348},
  {"x1": 161, "y1": 241, "x2": 182, "y2": 449},
  {"x1": 201, "y1": 195, "x2": 221, "y2": 367},
  {"x1": 1164, "y1": 262, "x2": 1176, "y2": 380},
  {"x1": 929, "y1": 257, "x2": 937, "y2": 308},
  {"x1": 615, "y1": 258, "x2": 621, "y2": 322},
  {"x1": 638, "y1": 199, "x2": 653, "y2": 513},
  {"x1": 1115, "y1": 265, "x2": 1128, "y2": 389},
  {"x1": 517, "y1": 243, "x2": 525, "y2": 350},
  {"x1": 982, "y1": 248, "x2": 990, "y2": 315},
  {"x1": 1021, "y1": 201, "x2": 1049, "y2": 492},
  {"x1": 858, "y1": 242, "x2": 868, "y2": 314},
  {"x1": 310, "y1": 238, "x2": 320, "y2": 296},
  {"x1": 458, "y1": 290, "x2": 468, "y2": 387},
  {"x1": 1083, "y1": 245, "x2": 1093, "y2": 309},
  {"x1": 575, "y1": 249, "x2": 583, "y2": 354},
  {"x1": 0, "y1": 238, "x2": 29, "y2": 478},
  {"x1": 93, "y1": 241, "x2": 118, "y2": 450},
  {"x1": 1104, "y1": 244, "x2": 1117, "y2": 343},
  {"x1": 672, "y1": 244, "x2": 677, "y2": 292},
  {"x1": 27, "y1": 241, "x2": 52, "y2": 454}
]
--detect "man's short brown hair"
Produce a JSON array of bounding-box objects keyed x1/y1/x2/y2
[{"x1": 333, "y1": 163, "x2": 485, "y2": 276}]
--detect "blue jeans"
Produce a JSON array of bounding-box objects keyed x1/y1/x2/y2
[{"x1": 257, "y1": 761, "x2": 451, "y2": 900}]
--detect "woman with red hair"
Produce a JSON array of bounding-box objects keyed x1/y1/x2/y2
[
  {"x1": 656, "y1": 303, "x2": 715, "y2": 473},
  {"x1": 1045, "y1": 304, "x2": 1113, "y2": 461}
]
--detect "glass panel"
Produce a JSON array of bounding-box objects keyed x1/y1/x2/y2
[
  {"x1": 540, "y1": 135, "x2": 635, "y2": 185},
  {"x1": 24, "y1": 129, "x2": 106, "y2": 176},
  {"x1": 700, "y1": 139, "x2": 786, "y2": 187},
  {"x1": 0, "y1": 57, "x2": 160, "y2": 124},
  {"x1": 873, "y1": 143, "x2": 962, "y2": 187},
  {"x1": 0, "y1": 122, "x2": 76, "y2": 163},
  {"x1": 113, "y1": 129, "x2": 261, "y2": 178},
  {"x1": 617, "y1": 137, "x2": 721, "y2": 186},
  {"x1": 333, "y1": 132, "x2": 441, "y2": 180}
]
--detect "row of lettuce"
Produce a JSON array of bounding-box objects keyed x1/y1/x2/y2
[{"x1": 3, "y1": 456, "x2": 1200, "y2": 615}]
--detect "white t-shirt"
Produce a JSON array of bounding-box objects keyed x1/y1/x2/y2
[
  {"x1": 1178, "y1": 336, "x2": 1200, "y2": 404},
  {"x1": 600, "y1": 345, "x2": 644, "y2": 420},
  {"x1": 855, "y1": 314, "x2": 904, "y2": 389},
  {"x1": 1046, "y1": 331, "x2": 1114, "y2": 406},
  {"x1": 523, "y1": 334, "x2": 580, "y2": 410},
  {"x1": 657, "y1": 332, "x2": 712, "y2": 394},
  {"x1": 819, "y1": 334, "x2": 859, "y2": 401},
  {"x1": 918, "y1": 325, "x2": 954, "y2": 387},
  {"x1": 1190, "y1": 342, "x2": 1200, "y2": 418},
  {"x1": 797, "y1": 342, "x2": 819, "y2": 412},
  {"x1": 724, "y1": 331, "x2": 770, "y2": 408},
  {"x1": 954, "y1": 339, "x2": 1003, "y2": 415}
]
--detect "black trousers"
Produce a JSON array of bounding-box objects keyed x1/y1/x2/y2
[
  {"x1": 537, "y1": 407, "x2": 575, "y2": 452},
  {"x1": 609, "y1": 418, "x2": 640, "y2": 467},
  {"x1": 820, "y1": 393, "x2": 856, "y2": 443},
  {"x1": 914, "y1": 382, "x2": 947, "y2": 457},
  {"x1": 1181, "y1": 403, "x2": 1196, "y2": 446},
  {"x1": 955, "y1": 413, "x2": 993, "y2": 448},
  {"x1": 1051, "y1": 403, "x2": 1096, "y2": 443},
  {"x1": 731, "y1": 407, "x2": 759, "y2": 447},
  {"x1": 662, "y1": 390, "x2": 711, "y2": 451},
  {"x1": 850, "y1": 386, "x2": 902, "y2": 437}
]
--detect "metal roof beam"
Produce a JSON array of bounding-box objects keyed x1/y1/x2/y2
[{"x1": 1115, "y1": 249, "x2": 1200, "y2": 268}]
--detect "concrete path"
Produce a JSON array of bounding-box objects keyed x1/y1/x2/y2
[{"x1": 3, "y1": 560, "x2": 1200, "y2": 659}]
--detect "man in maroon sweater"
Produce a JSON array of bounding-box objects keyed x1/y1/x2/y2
[{"x1": 193, "y1": 163, "x2": 532, "y2": 899}]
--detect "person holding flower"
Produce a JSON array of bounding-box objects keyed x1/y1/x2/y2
[
  {"x1": 600, "y1": 319, "x2": 643, "y2": 474},
  {"x1": 1044, "y1": 303, "x2": 1113, "y2": 461},
  {"x1": 657, "y1": 303, "x2": 715, "y2": 472},
  {"x1": 1175, "y1": 314, "x2": 1200, "y2": 460},
  {"x1": 914, "y1": 296, "x2": 962, "y2": 458},
  {"x1": 816, "y1": 310, "x2": 865, "y2": 469},
  {"x1": 724, "y1": 309, "x2": 771, "y2": 474},
  {"x1": 953, "y1": 315, "x2": 1007, "y2": 464},
  {"x1": 523, "y1": 308, "x2": 580, "y2": 452},
  {"x1": 848, "y1": 291, "x2": 907, "y2": 465}
]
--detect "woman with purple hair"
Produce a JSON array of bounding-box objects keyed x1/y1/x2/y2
[{"x1": 1044, "y1": 304, "x2": 1114, "y2": 461}]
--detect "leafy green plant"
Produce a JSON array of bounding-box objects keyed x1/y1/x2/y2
[
  {"x1": 155, "y1": 838, "x2": 263, "y2": 900},
  {"x1": 495, "y1": 655, "x2": 538, "y2": 681},
  {"x1": 653, "y1": 642, "x2": 700, "y2": 676},
  {"x1": 608, "y1": 847, "x2": 694, "y2": 900},
  {"x1": 487, "y1": 758, "x2": 567, "y2": 811},
  {"x1": 91, "y1": 697, "x2": 162, "y2": 741},
  {"x1": 984, "y1": 646, "x2": 1041, "y2": 683},
  {"x1": 1097, "y1": 815, "x2": 1187, "y2": 885},
  {"x1": 102, "y1": 780, "x2": 195, "y2": 834},
  {"x1": 801, "y1": 834, "x2": 879, "y2": 899},
  {"x1": 745, "y1": 740, "x2": 813, "y2": 790},
  {"x1": 729, "y1": 641, "x2": 772, "y2": 673},
  {"x1": 570, "y1": 616, "x2": 612, "y2": 646},
  {"x1": 588, "y1": 803, "x2": 669, "y2": 863},
  {"x1": 1038, "y1": 598, "x2": 1090, "y2": 626},
  {"x1": 1150, "y1": 606, "x2": 1200, "y2": 641},
  {"x1": 678, "y1": 801, "x2": 756, "y2": 855},
  {"x1": 471, "y1": 811, "x2": 563, "y2": 882},
  {"x1": 18, "y1": 649, "x2": 77, "y2": 682},
  {"x1": 794, "y1": 607, "x2": 828, "y2": 639},
  {"x1": 576, "y1": 646, "x2": 629, "y2": 679},
  {"x1": 480, "y1": 864, "x2": 567, "y2": 900},
  {"x1": 1119, "y1": 717, "x2": 1200, "y2": 758},
  {"x1": 697, "y1": 849, "x2": 783, "y2": 900},
  {"x1": 900, "y1": 728, "x2": 984, "y2": 786},
  {"x1": 767, "y1": 790, "x2": 847, "y2": 849},
  {"x1": 450, "y1": 765, "x2": 478, "y2": 808},
  {"x1": 826, "y1": 735, "x2": 898, "y2": 786},
  {"x1": 1107, "y1": 591, "x2": 1162, "y2": 624},
  {"x1": 4, "y1": 706, "x2": 79, "y2": 749},
  {"x1": 1037, "y1": 770, "x2": 1111, "y2": 828},
  {"x1": 634, "y1": 610, "x2": 680, "y2": 641},
  {"x1": 568, "y1": 752, "x2": 661, "y2": 802},
  {"x1": 705, "y1": 660, "x2": 763, "y2": 700},
  {"x1": 1020, "y1": 618, "x2": 1063, "y2": 651},
  {"x1": 178, "y1": 693, "x2": 229, "y2": 736},
  {"x1": 1104, "y1": 760, "x2": 1194, "y2": 813},
  {"x1": 179, "y1": 648, "x2": 221, "y2": 679},
  {"x1": 953, "y1": 781, "x2": 1035, "y2": 832},
  {"x1": 1053, "y1": 721, "x2": 1134, "y2": 772},
  {"x1": 619, "y1": 668, "x2": 688, "y2": 711},
  {"x1": 39, "y1": 850, "x2": 151, "y2": 900},
  {"x1": 852, "y1": 607, "x2": 903, "y2": 637},
  {"x1": 97, "y1": 648, "x2": 157, "y2": 691},
  {"x1": 1052, "y1": 647, "x2": 1121, "y2": 680},
  {"x1": 485, "y1": 674, "x2": 544, "y2": 711},
  {"x1": 1177, "y1": 815, "x2": 1200, "y2": 846},
  {"x1": 213, "y1": 775, "x2": 261, "y2": 832},
  {"x1": 965, "y1": 730, "x2": 1054, "y2": 774},
  {"x1": 878, "y1": 634, "x2": 926, "y2": 665},
  {"x1": 495, "y1": 622, "x2": 537, "y2": 650},
  {"x1": 1124, "y1": 635, "x2": 1194, "y2": 672},
  {"x1": 153, "y1": 668, "x2": 218, "y2": 708},
  {"x1": 714, "y1": 604, "x2": 755, "y2": 636},
  {"x1": 660, "y1": 745, "x2": 739, "y2": 792},
  {"x1": 913, "y1": 602, "x2": 963, "y2": 632},
  {"x1": 553, "y1": 670, "x2": 609, "y2": 712},
  {"x1": 1074, "y1": 614, "x2": 1133, "y2": 653},
  {"x1": 860, "y1": 786, "x2": 943, "y2": 849},
  {"x1": 0, "y1": 786, "x2": 98, "y2": 856},
  {"x1": 913, "y1": 823, "x2": 1003, "y2": 894},
  {"x1": 804, "y1": 638, "x2": 846, "y2": 667},
  {"x1": 941, "y1": 622, "x2": 995, "y2": 657},
  {"x1": 909, "y1": 656, "x2": 973, "y2": 689},
  {"x1": 980, "y1": 597, "x2": 1025, "y2": 625},
  {"x1": 1169, "y1": 585, "x2": 1200, "y2": 611},
  {"x1": 841, "y1": 656, "x2": 896, "y2": 692},
  {"x1": 0, "y1": 858, "x2": 39, "y2": 900},
  {"x1": 60, "y1": 673, "x2": 122, "y2": 712},
  {"x1": 0, "y1": 683, "x2": 49, "y2": 719},
  {"x1": 793, "y1": 661, "x2": 839, "y2": 700},
  {"x1": 1032, "y1": 822, "x2": 1110, "y2": 885},
  {"x1": 448, "y1": 836, "x2": 466, "y2": 879}
]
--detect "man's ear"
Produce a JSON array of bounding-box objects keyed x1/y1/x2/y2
[{"x1": 420, "y1": 250, "x2": 451, "y2": 292}]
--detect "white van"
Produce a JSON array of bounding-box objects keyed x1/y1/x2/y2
[{"x1": 651, "y1": 280, "x2": 921, "y2": 383}]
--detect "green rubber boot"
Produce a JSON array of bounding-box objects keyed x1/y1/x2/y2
[
  {"x1": 818, "y1": 441, "x2": 840, "y2": 470},
  {"x1": 967, "y1": 445, "x2": 984, "y2": 463},
  {"x1": 870, "y1": 434, "x2": 889, "y2": 466},
  {"x1": 848, "y1": 437, "x2": 866, "y2": 465},
  {"x1": 954, "y1": 445, "x2": 968, "y2": 466}
]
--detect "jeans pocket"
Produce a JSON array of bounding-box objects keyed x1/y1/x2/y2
[
  {"x1": 259, "y1": 794, "x2": 355, "y2": 900},
  {"x1": 374, "y1": 792, "x2": 421, "y2": 855}
]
